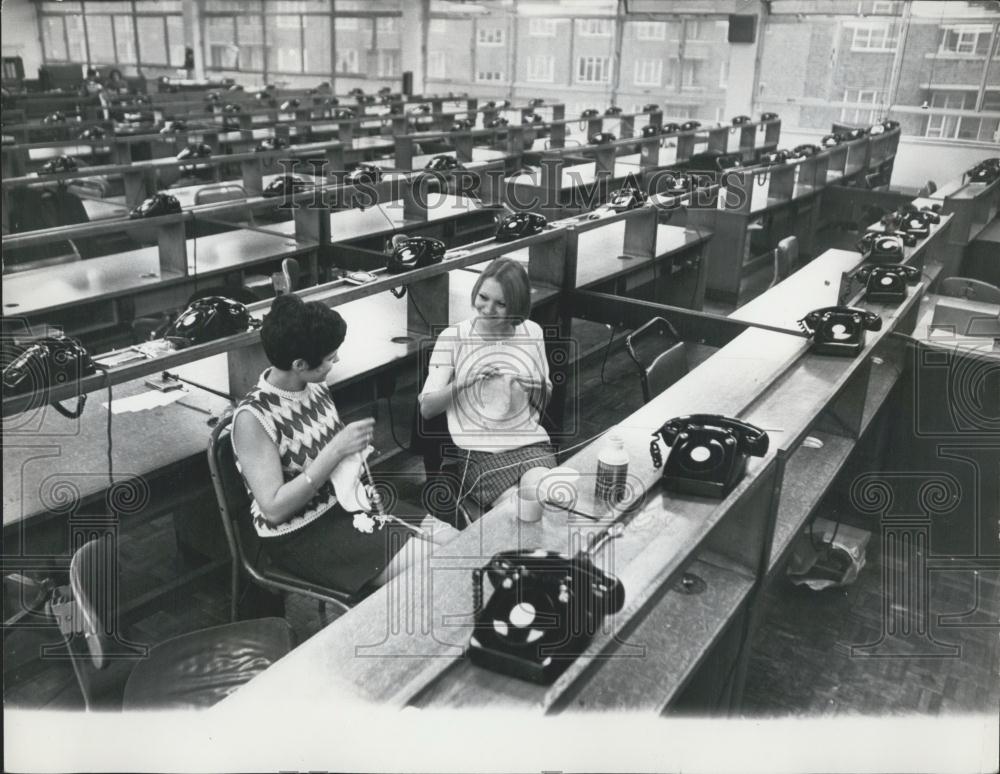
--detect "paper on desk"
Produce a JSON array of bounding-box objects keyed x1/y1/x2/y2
[{"x1": 102, "y1": 389, "x2": 187, "y2": 414}]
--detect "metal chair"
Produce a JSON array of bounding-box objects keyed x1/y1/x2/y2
[
  {"x1": 769, "y1": 235, "x2": 798, "y2": 288},
  {"x1": 47, "y1": 538, "x2": 294, "y2": 711},
  {"x1": 625, "y1": 316, "x2": 689, "y2": 403},
  {"x1": 272, "y1": 257, "x2": 301, "y2": 296},
  {"x1": 938, "y1": 277, "x2": 1000, "y2": 304},
  {"x1": 207, "y1": 412, "x2": 360, "y2": 623}
]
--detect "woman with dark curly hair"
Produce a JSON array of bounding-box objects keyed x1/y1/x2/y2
[{"x1": 233, "y1": 294, "x2": 450, "y2": 594}]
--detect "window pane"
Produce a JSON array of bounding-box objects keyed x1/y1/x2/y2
[
  {"x1": 428, "y1": 17, "x2": 472, "y2": 82},
  {"x1": 66, "y1": 15, "x2": 86, "y2": 62},
  {"x1": 87, "y1": 16, "x2": 115, "y2": 65},
  {"x1": 136, "y1": 0, "x2": 181, "y2": 11},
  {"x1": 335, "y1": 17, "x2": 371, "y2": 73},
  {"x1": 238, "y1": 15, "x2": 265, "y2": 71},
  {"x1": 303, "y1": 19, "x2": 330, "y2": 74},
  {"x1": 167, "y1": 15, "x2": 185, "y2": 67},
  {"x1": 137, "y1": 17, "x2": 168, "y2": 64},
  {"x1": 206, "y1": 16, "x2": 238, "y2": 69},
  {"x1": 114, "y1": 16, "x2": 136, "y2": 64},
  {"x1": 268, "y1": 15, "x2": 302, "y2": 72},
  {"x1": 42, "y1": 16, "x2": 68, "y2": 61}
]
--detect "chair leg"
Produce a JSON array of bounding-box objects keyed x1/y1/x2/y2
[{"x1": 230, "y1": 563, "x2": 239, "y2": 623}]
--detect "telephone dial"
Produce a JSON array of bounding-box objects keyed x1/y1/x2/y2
[
  {"x1": 528, "y1": 98, "x2": 545, "y2": 107},
  {"x1": 333, "y1": 108, "x2": 356, "y2": 119},
  {"x1": 222, "y1": 103, "x2": 241, "y2": 114},
  {"x1": 792, "y1": 144, "x2": 822, "y2": 158},
  {"x1": 385, "y1": 236, "x2": 446, "y2": 275},
  {"x1": 40, "y1": 155, "x2": 79, "y2": 175},
  {"x1": 159, "y1": 119, "x2": 187, "y2": 134},
  {"x1": 967, "y1": 157, "x2": 999, "y2": 184},
  {"x1": 643, "y1": 103, "x2": 660, "y2": 112},
  {"x1": 522, "y1": 112, "x2": 543, "y2": 124},
  {"x1": 589, "y1": 132, "x2": 616, "y2": 145},
  {"x1": 856, "y1": 232, "x2": 904, "y2": 263},
  {"x1": 468, "y1": 532, "x2": 626, "y2": 684},
  {"x1": 495, "y1": 211, "x2": 548, "y2": 242},
  {"x1": 661, "y1": 122, "x2": 681, "y2": 134},
  {"x1": 899, "y1": 202, "x2": 941, "y2": 224},
  {"x1": 485, "y1": 117, "x2": 509, "y2": 128},
  {"x1": 605, "y1": 106, "x2": 623, "y2": 116},
  {"x1": 451, "y1": 118, "x2": 475, "y2": 131},
  {"x1": 760, "y1": 112, "x2": 779, "y2": 122},
  {"x1": 129, "y1": 192, "x2": 181, "y2": 219},
  {"x1": 680, "y1": 120, "x2": 701, "y2": 131},
  {"x1": 649, "y1": 414, "x2": 769, "y2": 498},
  {"x1": 821, "y1": 132, "x2": 844, "y2": 148},
  {"x1": 580, "y1": 108, "x2": 600, "y2": 119},
  {"x1": 731, "y1": 115, "x2": 752, "y2": 126},
  {"x1": 661, "y1": 173, "x2": 694, "y2": 197},
  {"x1": 176, "y1": 143, "x2": 213, "y2": 161},
  {"x1": 78, "y1": 126, "x2": 106, "y2": 140},
  {"x1": 2, "y1": 335, "x2": 96, "y2": 419},
  {"x1": 280, "y1": 99, "x2": 300, "y2": 111},
  {"x1": 881, "y1": 119, "x2": 900, "y2": 131},
  {"x1": 853, "y1": 264, "x2": 921, "y2": 303},
  {"x1": 641, "y1": 124, "x2": 661, "y2": 138},
  {"x1": 346, "y1": 164, "x2": 383, "y2": 185},
  {"x1": 798, "y1": 306, "x2": 882, "y2": 356},
  {"x1": 255, "y1": 136, "x2": 289, "y2": 152},
  {"x1": 262, "y1": 175, "x2": 307, "y2": 198},
  {"x1": 900, "y1": 215, "x2": 930, "y2": 239},
  {"x1": 162, "y1": 296, "x2": 258, "y2": 348},
  {"x1": 607, "y1": 187, "x2": 648, "y2": 212},
  {"x1": 424, "y1": 154, "x2": 463, "y2": 172},
  {"x1": 43, "y1": 111, "x2": 67, "y2": 124}
]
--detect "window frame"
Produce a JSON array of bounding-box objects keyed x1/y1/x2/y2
[
  {"x1": 577, "y1": 55, "x2": 612, "y2": 84},
  {"x1": 528, "y1": 18, "x2": 558, "y2": 37},
  {"x1": 633, "y1": 58, "x2": 663, "y2": 87},
  {"x1": 577, "y1": 18, "x2": 613, "y2": 38},
  {"x1": 526, "y1": 54, "x2": 555, "y2": 83},
  {"x1": 633, "y1": 21, "x2": 666, "y2": 41},
  {"x1": 477, "y1": 27, "x2": 505, "y2": 46},
  {"x1": 850, "y1": 22, "x2": 898, "y2": 52}
]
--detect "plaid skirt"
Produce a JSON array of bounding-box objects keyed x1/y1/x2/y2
[{"x1": 445, "y1": 442, "x2": 557, "y2": 508}]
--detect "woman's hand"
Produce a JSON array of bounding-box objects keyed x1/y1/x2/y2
[{"x1": 320, "y1": 418, "x2": 375, "y2": 467}]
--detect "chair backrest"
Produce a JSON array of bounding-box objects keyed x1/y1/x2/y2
[
  {"x1": 917, "y1": 180, "x2": 938, "y2": 197},
  {"x1": 770, "y1": 235, "x2": 798, "y2": 287},
  {"x1": 194, "y1": 183, "x2": 248, "y2": 206},
  {"x1": 938, "y1": 277, "x2": 1000, "y2": 304},
  {"x1": 274, "y1": 257, "x2": 301, "y2": 295},
  {"x1": 625, "y1": 317, "x2": 687, "y2": 403}
]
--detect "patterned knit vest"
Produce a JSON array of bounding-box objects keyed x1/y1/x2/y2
[{"x1": 233, "y1": 371, "x2": 341, "y2": 538}]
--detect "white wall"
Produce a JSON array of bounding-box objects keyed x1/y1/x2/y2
[
  {"x1": 2, "y1": 0, "x2": 42, "y2": 80},
  {"x1": 781, "y1": 128, "x2": 998, "y2": 191}
]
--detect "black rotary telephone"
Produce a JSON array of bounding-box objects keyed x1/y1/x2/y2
[
  {"x1": 760, "y1": 112, "x2": 779, "y2": 122},
  {"x1": 588, "y1": 131, "x2": 616, "y2": 145},
  {"x1": 385, "y1": 236, "x2": 445, "y2": 275},
  {"x1": 605, "y1": 106, "x2": 623, "y2": 116},
  {"x1": 856, "y1": 232, "x2": 905, "y2": 263},
  {"x1": 408, "y1": 104, "x2": 432, "y2": 116},
  {"x1": 660, "y1": 122, "x2": 681, "y2": 135},
  {"x1": 129, "y1": 192, "x2": 181, "y2": 219},
  {"x1": 333, "y1": 107, "x2": 356, "y2": 119},
  {"x1": 731, "y1": 115, "x2": 752, "y2": 126},
  {"x1": 661, "y1": 173, "x2": 694, "y2": 197},
  {"x1": 206, "y1": 91, "x2": 221, "y2": 103},
  {"x1": 255, "y1": 136, "x2": 289, "y2": 152},
  {"x1": 222, "y1": 103, "x2": 241, "y2": 114},
  {"x1": 522, "y1": 112, "x2": 543, "y2": 124},
  {"x1": 844, "y1": 128, "x2": 867, "y2": 141},
  {"x1": 968, "y1": 159, "x2": 1000, "y2": 184},
  {"x1": 162, "y1": 296, "x2": 258, "y2": 348},
  {"x1": 322, "y1": 96, "x2": 340, "y2": 107},
  {"x1": 468, "y1": 527, "x2": 626, "y2": 685},
  {"x1": 43, "y1": 111, "x2": 67, "y2": 124},
  {"x1": 899, "y1": 203, "x2": 941, "y2": 225},
  {"x1": 280, "y1": 98, "x2": 300, "y2": 110},
  {"x1": 263, "y1": 175, "x2": 307, "y2": 198},
  {"x1": 899, "y1": 214, "x2": 930, "y2": 238},
  {"x1": 176, "y1": 143, "x2": 213, "y2": 161},
  {"x1": 78, "y1": 126, "x2": 106, "y2": 140},
  {"x1": 608, "y1": 187, "x2": 648, "y2": 212},
  {"x1": 641, "y1": 125, "x2": 661, "y2": 138},
  {"x1": 485, "y1": 117, "x2": 508, "y2": 129},
  {"x1": 528, "y1": 97, "x2": 545, "y2": 107},
  {"x1": 680, "y1": 120, "x2": 701, "y2": 131},
  {"x1": 853, "y1": 264, "x2": 921, "y2": 303},
  {"x1": 649, "y1": 414, "x2": 769, "y2": 498},
  {"x1": 159, "y1": 119, "x2": 188, "y2": 134},
  {"x1": 424, "y1": 154, "x2": 463, "y2": 172},
  {"x1": 451, "y1": 118, "x2": 475, "y2": 131},
  {"x1": 643, "y1": 103, "x2": 660, "y2": 112},
  {"x1": 881, "y1": 119, "x2": 900, "y2": 131},
  {"x1": 760, "y1": 149, "x2": 792, "y2": 165},
  {"x1": 255, "y1": 90, "x2": 276, "y2": 106},
  {"x1": 2, "y1": 335, "x2": 96, "y2": 419},
  {"x1": 821, "y1": 132, "x2": 844, "y2": 148},
  {"x1": 348, "y1": 87, "x2": 365, "y2": 99},
  {"x1": 580, "y1": 108, "x2": 600, "y2": 119},
  {"x1": 346, "y1": 164, "x2": 383, "y2": 185},
  {"x1": 495, "y1": 211, "x2": 547, "y2": 242},
  {"x1": 792, "y1": 144, "x2": 822, "y2": 158},
  {"x1": 798, "y1": 306, "x2": 882, "y2": 356},
  {"x1": 40, "y1": 155, "x2": 79, "y2": 174}
]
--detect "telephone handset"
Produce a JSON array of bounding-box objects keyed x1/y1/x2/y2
[
  {"x1": 641, "y1": 124, "x2": 661, "y2": 138},
  {"x1": 279, "y1": 98, "x2": 300, "y2": 111},
  {"x1": 605, "y1": 105, "x2": 623, "y2": 116},
  {"x1": 129, "y1": 192, "x2": 181, "y2": 219},
  {"x1": 760, "y1": 112, "x2": 779, "y2": 122},
  {"x1": 643, "y1": 103, "x2": 660, "y2": 112},
  {"x1": 853, "y1": 264, "x2": 921, "y2": 303},
  {"x1": 792, "y1": 144, "x2": 821, "y2": 158},
  {"x1": 680, "y1": 120, "x2": 702, "y2": 131},
  {"x1": 485, "y1": 117, "x2": 509, "y2": 129},
  {"x1": 821, "y1": 132, "x2": 844, "y2": 148},
  {"x1": 649, "y1": 414, "x2": 769, "y2": 498},
  {"x1": 522, "y1": 112, "x2": 543, "y2": 125},
  {"x1": 798, "y1": 306, "x2": 882, "y2": 356},
  {"x1": 424, "y1": 154, "x2": 463, "y2": 172},
  {"x1": 661, "y1": 122, "x2": 681, "y2": 134},
  {"x1": 607, "y1": 186, "x2": 648, "y2": 212},
  {"x1": 450, "y1": 118, "x2": 474, "y2": 131},
  {"x1": 495, "y1": 211, "x2": 548, "y2": 242},
  {"x1": 731, "y1": 115, "x2": 752, "y2": 126},
  {"x1": 385, "y1": 236, "x2": 446, "y2": 274},
  {"x1": 468, "y1": 529, "x2": 626, "y2": 684},
  {"x1": 2, "y1": 335, "x2": 96, "y2": 418},
  {"x1": 580, "y1": 108, "x2": 600, "y2": 119}
]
